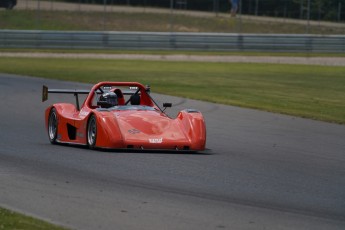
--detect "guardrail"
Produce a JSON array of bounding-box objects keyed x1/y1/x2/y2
[{"x1": 0, "y1": 30, "x2": 344, "y2": 53}]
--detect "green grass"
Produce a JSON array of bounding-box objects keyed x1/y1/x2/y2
[
  {"x1": 1, "y1": 57, "x2": 344, "y2": 124},
  {"x1": 1, "y1": 10, "x2": 344, "y2": 34},
  {"x1": 0, "y1": 207, "x2": 68, "y2": 230},
  {"x1": 1, "y1": 48, "x2": 345, "y2": 57}
]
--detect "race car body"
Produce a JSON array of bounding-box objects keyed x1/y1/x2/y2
[{"x1": 43, "y1": 82, "x2": 206, "y2": 151}]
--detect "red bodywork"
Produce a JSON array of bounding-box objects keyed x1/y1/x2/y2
[{"x1": 44, "y1": 82, "x2": 206, "y2": 151}]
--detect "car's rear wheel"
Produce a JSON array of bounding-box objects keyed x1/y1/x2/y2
[
  {"x1": 87, "y1": 114, "x2": 97, "y2": 149},
  {"x1": 48, "y1": 108, "x2": 58, "y2": 144}
]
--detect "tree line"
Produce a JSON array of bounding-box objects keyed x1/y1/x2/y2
[{"x1": 63, "y1": 0, "x2": 344, "y2": 21}]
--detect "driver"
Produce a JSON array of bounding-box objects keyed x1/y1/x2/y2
[{"x1": 99, "y1": 92, "x2": 118, "y2": 108}]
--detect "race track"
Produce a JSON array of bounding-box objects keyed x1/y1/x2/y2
[{"x1": 0, "y1": 74, "x2": 345, "y2": 230}]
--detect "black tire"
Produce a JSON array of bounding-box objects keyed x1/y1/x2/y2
[
  {"x1": 87, "y1": 114, "x2": 97, "y2": 149},
  {"x1": 48, "y1": 108, "x2": 58, "y2": 144}
]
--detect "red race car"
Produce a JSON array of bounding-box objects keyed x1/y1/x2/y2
[{"x1": 42, "y1": 82, "x2": 206, "y2": 151}]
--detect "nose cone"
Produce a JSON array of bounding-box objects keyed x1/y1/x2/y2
[
  {"x1": 122, "y1": 112, "x2": 171, "y2": 135},
  {"x1": 115, "y1": 110, "x2": 189, "y2": 148}
]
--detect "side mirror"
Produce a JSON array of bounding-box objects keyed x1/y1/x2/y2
[
  {"x1": 162, "y1": 103, "x2": 172, "y2": 112},
  {"x1": 163, "y1": 103, "x2": 172, "y2": 108}
]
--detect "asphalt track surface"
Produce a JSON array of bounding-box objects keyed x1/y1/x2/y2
[{"x1": 0, "y1": 73, "x2": 345, "y2": 230}]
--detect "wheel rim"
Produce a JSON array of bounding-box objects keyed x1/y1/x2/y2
[
  {"x1": 48, "y1": 111, "x2": 57, "y2": 141},
  {"x1": 88, "y1": 117, "x2": 96, "y2": 146}
]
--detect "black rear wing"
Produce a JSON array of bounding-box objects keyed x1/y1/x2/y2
[
  {"x1": 42, "y1": 85, "x2": 90, "y2": 110},
  {"x1": 42, "y1": 85, "x2": 145, "y2": 110}
]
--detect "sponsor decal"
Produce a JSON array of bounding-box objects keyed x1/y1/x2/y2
[
  {"x1": 79, "y1": 111, "x2": 89, "y2": 117},
  {"x1": 103, "y1": 86, "x2": 112, "y2": 90},
  {"x1": 129, "y1": 86, "x2": 138, "y2": 90},
  {"x1": 149, "y1": 138, "x2": 163, "y2": 144},
  {"x1": 128, "y1": 129, "x2": 141, "y2": 134}
]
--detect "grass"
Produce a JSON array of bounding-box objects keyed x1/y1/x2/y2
[
  {"x1": 0, "y1": 207, "x2": 68, "y2": 230},
  {"x1": 1, "y1": 10, "x2": 344, "y2": 34},
  {"x1": 1, "y1": 48, "x2": 345, "y2": 57},
  {"x1": 0, "y1": 57, "x2": 344, "y2": 124}
]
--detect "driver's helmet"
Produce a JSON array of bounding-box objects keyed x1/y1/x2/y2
[{"x1": 99, "y1": 92, "x2": 118, "y2": 108}]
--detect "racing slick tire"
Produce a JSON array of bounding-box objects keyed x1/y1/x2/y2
[
  {"x1": 48, "y1": 108, "x2": 58, "y2": 144},
  {"x1": 87, "y1": 114, "x2": 97, "y2": 149}
]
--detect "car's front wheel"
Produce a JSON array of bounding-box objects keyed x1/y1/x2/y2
[
  {"x1": 87, "y1": 114, "x2": 97, "y2": 149},
  {"x1": 48, "y1": 108, "x2": 58, "y2": 144}
]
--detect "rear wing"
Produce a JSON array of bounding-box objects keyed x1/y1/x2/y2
[
  {"x1": 42, "y1": 85, "x2": 165, "y2": 113},
  {"x1": 42, "y1": 85, "x2": 148, "y2": 110},
  {"x1": 42, "y1": 85, "x2": 90, "y2": 110}
]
